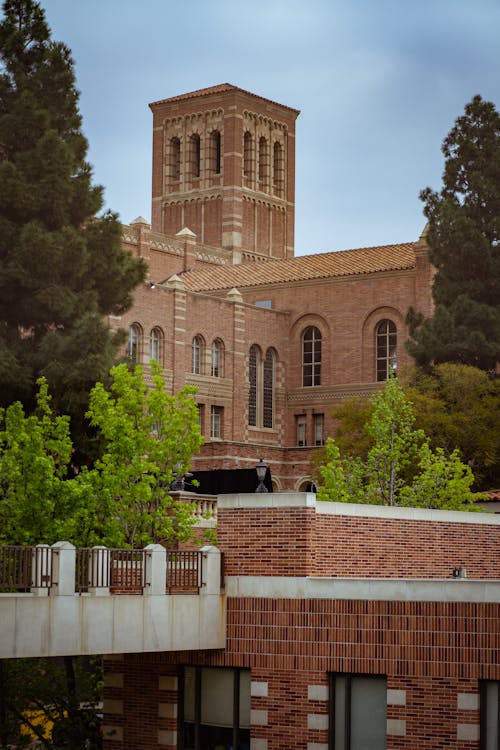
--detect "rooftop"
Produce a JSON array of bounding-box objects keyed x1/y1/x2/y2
[
  {"x1": 182, "y1": 242, "x2": 418, "y2": 292},
  {"x1": 149, "y1": 83, "x2": 300, "y2": 114}
]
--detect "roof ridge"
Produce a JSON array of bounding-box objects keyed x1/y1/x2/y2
[{"x1": 149, "y1": 83, "x2": 300, "y2": 114}]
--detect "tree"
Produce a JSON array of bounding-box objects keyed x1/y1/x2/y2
[
  {"x1": 84, "y1": 363, "x2": 204, "y2": 548},
  {"x1": 318, "y1": 378, "x2": 482, "y2": 510},
  {"x1": 0, "y1": 0, "x2": 145, "y2": 435},
  {"x1": 407, "y1": 95, "x2": 500, "y2": 370}
]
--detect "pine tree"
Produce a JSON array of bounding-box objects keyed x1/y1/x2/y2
[
  {"x1": 0, "y1": 0, "x2": 145, "y2": 435},
  {"x1": 407, "y1": 95, "x2": 500, "y2": 370}
]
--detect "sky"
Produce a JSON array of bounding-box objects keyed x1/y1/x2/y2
[{"x1": 37, "y1": 0, "x2": 500, "y2": 256}]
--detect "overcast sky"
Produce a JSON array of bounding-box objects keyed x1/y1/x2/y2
[{"x1": 37, "y1": 0, "x2": 500, "y2": 256}]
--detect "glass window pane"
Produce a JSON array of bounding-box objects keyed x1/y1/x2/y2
[
  {"x1": 239, "y1": 670, "x2": 251, "y2": 729},
  {"x1": 484, "y1": 682, "x2": 499, "y2": 750},
  {"x1": 350, "y1": 677, "x2": 386, "y2": 750},
  {"x1": 184, "y1": 666, "x2": 196, "y2": 723},
  {"x1": 201, "y1": 668, "x2": 234, "y2": 727},
  {"x1": 334, "y1": 676, "x2": 346, "y2": 749}
]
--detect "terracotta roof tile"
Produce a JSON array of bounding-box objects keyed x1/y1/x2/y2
[
  {"x1": 150, "y1": 83, "x2": 300, "y2": 114},
  {"x1": 182, "y1": 243, "x2": 417, "y2": 292}
]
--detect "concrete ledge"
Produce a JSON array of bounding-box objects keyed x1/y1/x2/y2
[
  {"x1": 218, "y1": 492, "x2": 316, "y2": 509},
  {"x1": 225, "y1": 576, "x2": 500, "y2": 602}
]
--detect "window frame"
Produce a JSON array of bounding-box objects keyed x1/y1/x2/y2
[
  {"x1": 149, "y1": 327, "x2": 163, "y2": 364},
  {"x1": 210, "y1": 405, "x2": 223, "y2": 439},
  {"x1": 127, "y1": 323, "x2": 141, "y2": 363},
  {"x1": 480, "y1": 680, "x2": 500, "y2": 749},
  {"x1": 191, "y1": 335, "x2": 204, "y2": 375},
  {"x1": 376, "y1": 319, "x2": 397, "y2": 382},
  {"x1": 302, "y1": 325, "x2": 322, "y2": 387},
  {"x1": 329, "y1": 673, "x2": 387, "y2": 750},
  {"x1": 211, "y1": 339, "x2": 223, "y2": 378}
]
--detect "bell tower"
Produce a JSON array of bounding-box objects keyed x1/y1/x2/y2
[{"x1": 149, "y1": 84, "x2": 299, "y2": 262}]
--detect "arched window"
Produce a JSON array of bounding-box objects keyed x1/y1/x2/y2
[
  {"x1": 258, "y1": 136, "x2": 268, "y2": 190},
  {"x1": 248, "y1": 344, "x2": 260, "y2": 427},
  {"x1": 149, "y1": 327, "x2": 163, "y2": 364},
  {"x1": 273, "y1": 141, "x2": 284, "y2": 196},
  {"x1": 170, "y1": 137, "x2": 180, "y2": 183},
  {"x1": 190, "y1": 133, "x2": 201, "y2": 179},
  {"x1": 376, "y1": 320, "x2": 397, "y2": 381},
  {"x1": 243, "y1": 131, "x2": 253, "y2": 179},
  {"x1": 302, "y1": 326, "x2": 322, "y2": 386},
  {"x1": 210, "y1": 130, "x2": 221, "y2": 175},
  {"x1": 128, "y1": 324, "x2": 141, "y2": 363},
  {"x1": 211, "y1": 339, "x2": 223, "y2": 377},
  {"x1": 263, "y1": 348, "x2": 275, "y2": 428},
  {"x1": 192, "y1": 335, "x2": 204, "y2": 375}
]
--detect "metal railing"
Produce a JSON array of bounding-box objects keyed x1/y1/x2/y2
[
  {"x1": 166, "y1": 550, "x2": 203, "y2": 593},
  {"x1": 0, "y1": 546, "x2": 55, "y2": 592},
  {"x1": 76, "y1": 548, "x2": 146, "y2": 594}
]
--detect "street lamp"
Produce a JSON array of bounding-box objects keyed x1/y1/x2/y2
[{"x1": 255, "y1": 457, "x2": 269, "y2": 493}]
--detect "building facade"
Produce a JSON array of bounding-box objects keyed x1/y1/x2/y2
[{"x1": 114, "y1": 83, "x2": 434, "y2": 490}]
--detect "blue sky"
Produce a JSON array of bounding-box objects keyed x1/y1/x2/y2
[{"x1": 39, "y1": 0, "x2": 500, "y2": 256}]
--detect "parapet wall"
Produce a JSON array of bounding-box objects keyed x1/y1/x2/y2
[{"x1": 217, "y1": 494, "x2": 500, "y2": 579}]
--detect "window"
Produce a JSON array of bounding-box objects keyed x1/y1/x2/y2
[
  {"x1": 196, "y1": 404, "x2": 204, "y2": 434},
  {"x1": 258, "y1": 136, "x2": 268, "y2": 189},
  {"x1": 248, "y1": 345, "x2": 277, "y2": 429},
  {"x1": 243, "y1": 131, "x2": 253, "y2": 179},
  {"x1": 211, "y1": 339, "x2": 223, "y2": 377},
  {"x1": 313, "y1": 413, "x2": 324, "y2": 446},
  {"x1": 181, "y1": 667, "x2": 250, "y2": 750},
  {"x1": 192, "y1": 335, "x2": 204, "y2": 375},
  {"x1": 248, "y1": 344, "x2": 260, "y2": 427},
  {"x1": 210, "y1": 406, "x2": 223, "y2": 439},
  {"x1": 330, "y1": 674, "x2": 386, "y2": 750},
  {"x1": 170, "y1": 137, "x2": 181, "y2": 183},
  {"x1": 296, "y1": 415, "x2": 307, "y2": 446},
  {"x1": 210, "y1": 130, "x2": 221, "y2": 175},
  {"x1": 127, "y1": 324, "x2": 141, "y2": 363},
  {"x1": 302, "y1": 326, "x2": 322, "y2": 386},
  {"x1": 481, "y1": 681, "x2": 500, "y2": 749},
  {"x1": 263, "y1": 348, "x2": 275, "y2": 428},
  {"x1": 376, "y1": 320, "x2": 397, "y2": 381},
  {"x1": 149, "y1": 327, "x2": 163, "y2": 363},
  {"x1": 273, "y1": 141, "x2": 284, "y2": 195},
  {"x1": 190, "y1": 133, "x2": 201, "y2": 179}
]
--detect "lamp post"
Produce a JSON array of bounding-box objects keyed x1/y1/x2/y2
[{"x1": 255, "y1": 457, "x2": 269, "y2": 493}]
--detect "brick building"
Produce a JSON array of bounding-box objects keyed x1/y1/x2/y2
[
  {"x1": 114, "y1": 83, "x2": 434, "y2": 491},
  {"x1": 102, "y1": 493, "x2": 500, "y2": 749}
]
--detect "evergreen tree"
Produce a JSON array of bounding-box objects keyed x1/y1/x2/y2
[
  {"x1": 407, "y1": 95, "x2": 500, "y2": 370},
  {"x1": 0, "y1": 0, "x2": 145, "y2": 435}
]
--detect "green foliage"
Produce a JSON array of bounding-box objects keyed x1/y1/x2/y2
[
  {"x1": 405, "y1": 363, "x2": 500, "y2": 490},
  {"x1": 84, "y1": 363, "x2": 204, "y2": 548},
  {"x1": 0, "y1": 0, "x2": 145, "y2": 439},
  {"x1": 407, "y1": 95, "x2": 500, "y2": 370},
  {"x1": 318, "y1": 378, "x2": 482, "y2": 510}
]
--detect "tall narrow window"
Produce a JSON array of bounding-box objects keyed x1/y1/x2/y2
[
  {"x1": 190, "y1": 133, "x2": 201, "y2": 179},
  {"x1": 149, "y1": 327, "x2": 163, "y2": 363},
  {"x1": 127, "y1": 324, "x2": 141, "y2": 363},
  {"x1": 376, "y1": 320, "x2": 397, "y2": 381},
  {"x1": 243, "y1": 131, "x2": 253, "y2": 179},
  {"x1": 330, "y1": 674, "x2": 386, "y2": 749},
  {"x1": 248, "y1": 344, "x2": 259, "y2": 427},
  {"x1": 481, "y1": 681, "x2": 500, "y2": 749},
  {"x1": 192, "y1": 335, "x2": 204, "y2": 375},
  {"x1": 211, "y1": 339, "x2": 223, "y2": 377},
  {"x1": 210, "y1": 130, "x2": 221, "y2": 175},
  {"x1": 273, "y1": 141, "x2": 284, "y2": 195},
  {"x1": 313, "y1": 413, "x2": 324, "y2": 446},
  {"x1": 170, "y1": 137, "x2": 181, "y2": 183},
  {"x1": 263, "y1": 348, "x2": 275, "y2": 428},
  {"x1": 182, "y1": 667, "x2": 250, "y2": 750},
  {"x1": 302, "y1": 326, "x2": 322, "y2": 386},
  {"x1": 196, "y1": 404, "x2": 205, "y2": 435},
  {"x1": 258, "y1": 136, "x2": 268, "y2": 190},
  {"x1": 296, "y1": 415, "x2": 307, "y2": 447},
  {"x1": 210, "y1": 406, "x2": 223, "y2": 439}
]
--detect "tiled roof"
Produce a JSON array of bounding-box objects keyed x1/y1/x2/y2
[
  {"x1": 149, "y1": 83, "x2": 300, "y2": 114},
  {"x1": 182, "y1": 243, "x2": 417, "y2": 292}
]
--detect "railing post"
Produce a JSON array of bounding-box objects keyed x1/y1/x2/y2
[
  {"x1": 199, "y1": 545, "x2": 222, "y2": 595},
  {"x1": 30, "y1": 544, "x2": 51, "y2": 596},
  {"x1": 50, "y1": 541, "x2": 76, "y2": 596},
  {"x1": 144, "y1": 544, "x2": 166, "y2": 595},
  {"x1": 88, "y1": 546, "x2": 110, "y2": 595}
]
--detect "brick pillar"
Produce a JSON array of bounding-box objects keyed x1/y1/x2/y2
[
  {"x1": 166, "y1": 274, "x2": 187, "y2": 393},
  {"x1": 227, "y1": 287, "x2": 247, "y2": 442}
]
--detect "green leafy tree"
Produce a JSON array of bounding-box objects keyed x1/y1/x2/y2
[
  {"x1": 0, "y1": 0, "x2": 145, "y2": 437},
  {"x1": 318, "y1": 378, "x2": 482, "y2": 510},
  {"x1": 84, "y1": 363, "x2": 204, "y2": 548},
  {"x1": 407, "y1": 95, "x2": 500, "y2": 370}
]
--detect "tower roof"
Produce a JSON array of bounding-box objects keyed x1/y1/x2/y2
[{"x1": 149, "y1": 83, "x2": 300, "y2": 115}]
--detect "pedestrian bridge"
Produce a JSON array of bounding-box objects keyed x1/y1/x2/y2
[{"x1": 0, "y1": 542, "x2": 225, "y2": 658}]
